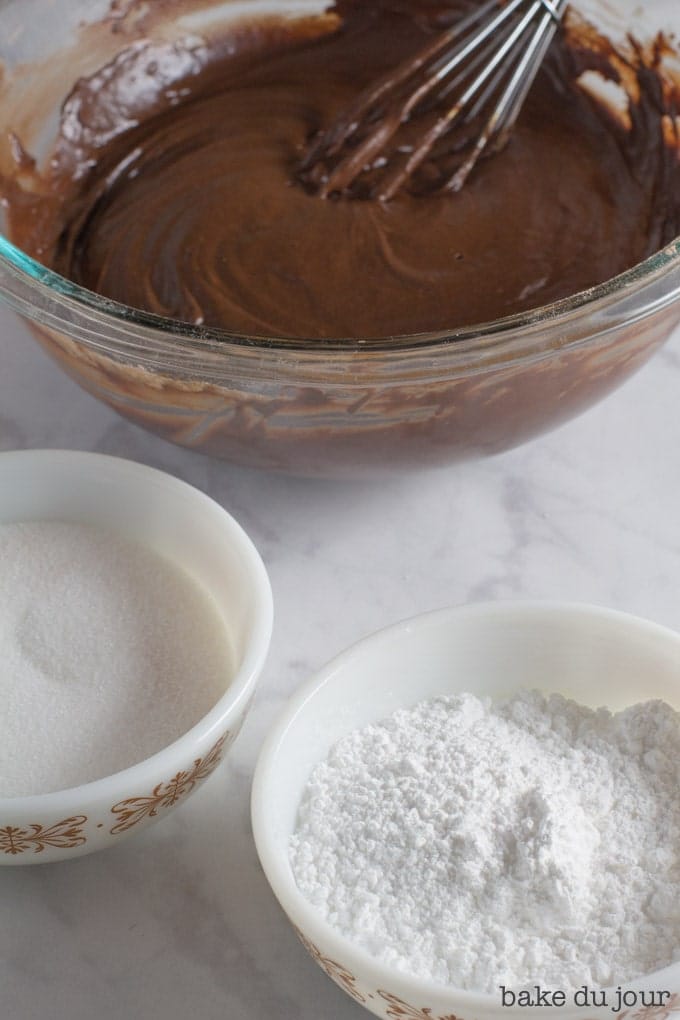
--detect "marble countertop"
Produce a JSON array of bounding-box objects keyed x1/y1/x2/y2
[{"x1": 1, "y1": 302, "x2": 679, "y2": 1019}]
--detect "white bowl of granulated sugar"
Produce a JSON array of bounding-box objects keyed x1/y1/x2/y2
[
  {"x1": 252, "y1": 602, "x2": 680, "y2": 1020},
  {"x1": 0, "y1": 449, "x2": 272, "y2": 864}
]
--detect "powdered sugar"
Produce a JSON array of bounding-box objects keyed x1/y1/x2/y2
[
  {"x1": 289, "y1": 690, "x2": 680, "y2": 991},
  {"x1": 0, "y1": 521, "x2": 233, "y2": 796}
]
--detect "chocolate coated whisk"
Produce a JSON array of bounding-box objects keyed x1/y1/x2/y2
[{"x1": 298, "y1": 0, "x2": 568, "y2": 200}]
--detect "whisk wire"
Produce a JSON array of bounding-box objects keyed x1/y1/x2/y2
[
  {"x1": 426, "y1": 0, "x2": 529, "y2": 90},
  {"x1": 301, "y1": 0, "x2": 520, "y2": 194},
  {"x1": 378, "y1": 1, "x2": 549, "y2": 199},
  {"x1": 299, "y1": 0, "x2": 568, "y2": 200},
  {"x1": 490, "y1": 0, "x2": 567, "y2": 139},
  {"x1": 446, "y1": 0, "x2": 568, "y2": 192}
]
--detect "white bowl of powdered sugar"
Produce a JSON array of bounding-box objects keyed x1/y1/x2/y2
[
  {"x1": 252, "y1": 602, "x2": 680, "y2": 1020},
  {"x1": 0, "y1": 449, "x2": 272, "y2": 864}
]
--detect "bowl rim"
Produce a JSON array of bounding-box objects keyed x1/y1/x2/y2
[
  {"x1": 0, "y1": 448, "x2": 274, "y2": 810},
  {"x1": 1, "y1": 228, "x2": 680, "y2": 358},
  {"x1": 251, "y1": 599, "x2": 680, "y2": 1010}
]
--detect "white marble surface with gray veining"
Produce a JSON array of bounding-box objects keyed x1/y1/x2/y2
[{"x1": 1, "y1": 302, "x2": 679, "y2": 1019}]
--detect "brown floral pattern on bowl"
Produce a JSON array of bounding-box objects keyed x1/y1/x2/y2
[
  {"x1": 0, "y1": 732, "x2": 229, "y2": 856},
  {"x1": 612, "y1": 995, "x2": 680, "y2": 1020},
  {"x1": 294, "y1": 929, "x2": 461, "y2": 1020},
  {"x1": 0, "y1": 815, "x2": 87, "y2": 855},
  {"x1": 295, "y1": 928, "x2": 367, "y2": 1004},
  {"x1": 377, "y1": 991, "x2": 460, "y2": 1020},
  {"x1": 110, "y1": 732, "x2": 229, "y2": 834},
  {"x1": 294, "y1": 931, "x2": 680, "y2": 1020}
]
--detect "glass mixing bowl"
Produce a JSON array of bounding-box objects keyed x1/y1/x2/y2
[{"x1": 0, "y1": 0, "x2": 679, "y2": 477}]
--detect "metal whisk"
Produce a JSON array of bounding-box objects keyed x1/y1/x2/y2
[{"x1": 298, "y1": 0, "x2": 568, "y2": 201}]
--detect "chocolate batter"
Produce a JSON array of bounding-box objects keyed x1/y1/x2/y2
[{"x1": 3, "y1": 1, "x2": 680, "y2": 339}]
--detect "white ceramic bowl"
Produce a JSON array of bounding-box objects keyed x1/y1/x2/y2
[
  {"x1": 252, "y1": 602, "x2": 680, "y2": 1019},
  {"x1": 0, "y1": 449, "x2": 272, "y2": 864}
]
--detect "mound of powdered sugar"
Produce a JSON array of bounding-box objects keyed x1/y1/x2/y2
[{"x1": 289, "y1": 691, "x2": 680, "y2": 991}]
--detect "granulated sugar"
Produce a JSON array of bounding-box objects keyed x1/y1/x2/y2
[
  {"x1": 289, "y1": 691, "x2": 680, "y2": 992},
  {"x1": 0, "y1": 521, "x2": 233, "y2": 796}
]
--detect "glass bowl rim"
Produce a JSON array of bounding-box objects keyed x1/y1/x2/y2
[{"x1": 1, "y1": 230, "x2": 680, "y2": 358}]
